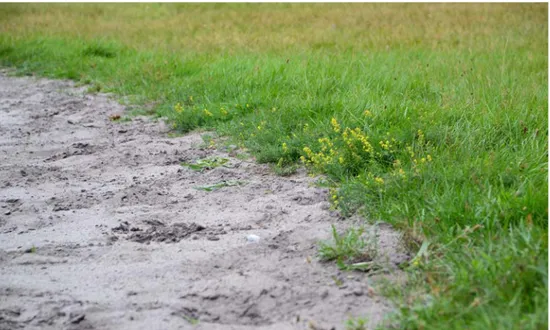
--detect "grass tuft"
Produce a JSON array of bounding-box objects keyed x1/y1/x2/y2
[
  {"x1": 82, "y1": 42, "x2": 117, "y2": 58},
  {"x1": 181, "y1": 157, "x2": 230, "y2": 172},
  {"x1": 319, "y1": 225, "x2": 378, "y2": 268}
]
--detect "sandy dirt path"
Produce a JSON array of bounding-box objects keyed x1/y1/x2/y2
[{"x1": 0, "y1": 73, "x2": 407, "y2": 330}]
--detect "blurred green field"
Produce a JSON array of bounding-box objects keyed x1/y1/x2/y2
[{"x1": 0, "y1": 3, "x2": 547, "y2": 329}]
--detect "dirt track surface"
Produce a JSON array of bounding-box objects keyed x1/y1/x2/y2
[{"x1": 0, "y1": 73, "x2": 407, "y2": 330}]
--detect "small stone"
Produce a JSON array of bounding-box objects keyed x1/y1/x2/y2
[
  {"x1": 69, "y1": 314, "x2": 85, "y2": 324},
  {"x1": 4, "y1": 211, "x2": 11, "y2": 215},
  {"x1": 246, "y1": 234, "x2": 260, "y2": 243},
  {"x1": 207, "y1": 235, "x2": 220, "y2": 241},
  {"x1": 24, "y1": 247, "x2": 36, "y2": 253}
]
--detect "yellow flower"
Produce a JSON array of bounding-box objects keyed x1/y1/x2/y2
[
  {"x1": 203, "y1": 109, "x2": 213, "y2": 117},
  {"x1": 406, "y1": 146, "x2": 415, "y2": 158},
  {"x1": 282, "y1": 142, "x2": 288, "y2": 153},
  {"x1": 318, "y1": 137, "x2": 334, "y2": 152},
  {"x1": 427, "y1": 154, "x2": 433, "y2": 162},
  {"x1": 220, "y1": 107, "x2": 228, "y2": 116},
  {"x1": 379, "y1": 140, "x2": 390, "y2": 150},
  {"x1": 330, "y1": 117, "x2": 341, "y2": 133},
  {"x1": 398, "y1": 168, "x2": 406, "y2": 178},
  {"x1": 257, "y1": 120, "x2": 266, "y2": 131},
  {"x1": 374, "y1": 177, "x2": 384, "y2": 185},
  {"x1": 363, "y1": 110, "x2": 372, "y2": 117},
  {"x1": 349, "y1": 128, "x2": 373, "y2": 154},
  {"x1": 174, "y1": 103, "x2": 184, "y2": 113},
  {"x1": 417, "y1": 129, "x2": 425, "y2": 144},
  {"x1": 338, "y1": 156, "x2": 345, "y2": 164}
]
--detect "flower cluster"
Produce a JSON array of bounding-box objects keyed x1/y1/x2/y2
[
  {"x1": 301, "y1": 118, "x2": 375, "y2": 174},
  {"x1": 170, "y1": 101, "x2": 235, "y2": 132},
  {"x1": 299, "y1": 117, "x2": 436, "y2": 200}
]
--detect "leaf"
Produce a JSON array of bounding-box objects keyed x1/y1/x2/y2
[
  {"x1": 347, "y1": 261, "x2": 383, "y2": 272},
  {"x1": 410, "y1": 240, "x2": 430, "y2": 267},
  {"x1": 194, "y1": 180, "x2": 246, "y2": 191},
  {"x1": 181, "y1": 157, "x2": 231, "y2": 172}
]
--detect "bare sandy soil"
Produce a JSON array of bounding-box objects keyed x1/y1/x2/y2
[{"x1": 0, "y1": 72, "x2": 408, "y2": 330}]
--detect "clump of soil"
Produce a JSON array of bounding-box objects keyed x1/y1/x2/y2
[{"x1": 112, "y1": 221, "x2": 207, "y2": 243}]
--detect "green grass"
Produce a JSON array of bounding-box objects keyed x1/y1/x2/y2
[
  {"x1": 319, "y1": 226, "x2": 376, "y2": 263},
  {"x1": 319, "y1": 225, "x2": 382, "y2": 273},
  {"x1": 346, "y1": 317, "x2": 369, "y2": 330},
  {"x1": 194, "y1": 180, "x2": 246, "y2": 192},
  {"x1": 181, "y1": 157, "x2": 231, "y2": 172},
  {"x1": 0, "y1": 3, "x2": 547, "y2": 329}
]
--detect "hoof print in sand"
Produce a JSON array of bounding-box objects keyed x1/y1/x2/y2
[{"x1": 112, "y1": 221, "x2": 207, "y2": 243}]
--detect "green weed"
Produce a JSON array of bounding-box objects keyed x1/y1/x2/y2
[
  {"x1": 235, "y1": 152, "x2": 251, "y2": 161},
  {"x1": 272, "y1": 157, "x2": 299, "y2": 177},
  {"x1": 194, "y1": 180, "x2": 246, "y2": 192},
  {"x1": 25, "y1": 246, "x2": 37, "y2": 253},
  {"x1": 319, "y1": 225, "x2": 378, "y2": 272},
  {"x1": 180, "y1": 315, "x2": 199, "y2": 325},
  {"x1": 182, "y1": 157, "x2": 230, "y2": 172},
  {"x1": 86, "y1": 83, "x2": 101, "y2": 94},
  {"x1": 345, "y1": 317, "x2": 369, "y2": 330}
]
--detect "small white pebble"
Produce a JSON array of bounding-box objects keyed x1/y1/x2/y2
[{"x1": 246, "y1": 234, "x2": 260, "y2": 243}]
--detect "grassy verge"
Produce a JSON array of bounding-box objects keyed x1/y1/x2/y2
[{"x1": 0, "y1": 3, "x2": 547, "y2": 329}]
